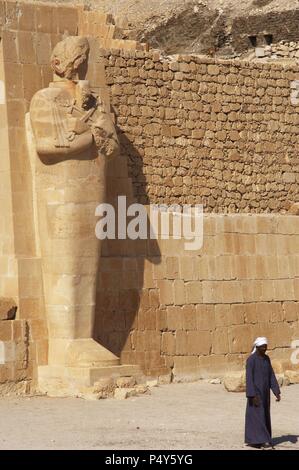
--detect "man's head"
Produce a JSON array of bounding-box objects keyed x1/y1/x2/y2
[
  {"x1": 252, "y1": 336, "x2": 268, "y2": 356},
  {"x1": 51, "y1": 36, "x2": 90, "y2": 80},
  {"x1": 256, "y1": 343, "x2": 267, "y2": 356}
]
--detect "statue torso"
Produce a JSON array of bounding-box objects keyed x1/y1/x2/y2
[{"x1": 30, "y1": 83, "x2": 96, "y2": 158}]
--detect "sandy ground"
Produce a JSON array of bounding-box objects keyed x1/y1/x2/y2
[{"x1": 0, "y1": 381, "x2": 298, "y2": 450}]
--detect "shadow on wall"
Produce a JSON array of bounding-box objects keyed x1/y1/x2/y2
[
  {"x1": 120, "y1": 131, "x2": 150, "y2": 206},
  {"x1": 93, "y1": 129, "x2": 165, "y2": 376}
]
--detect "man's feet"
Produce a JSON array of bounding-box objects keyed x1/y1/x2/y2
[
  {"x1": 261, "y1": 443, "x2": 275, "y2": 450},
  {"x1": 247, "y1": 443, "x2": 262, "y2": 449}
]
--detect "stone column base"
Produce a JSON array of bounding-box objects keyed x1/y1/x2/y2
[{"x1": 38, "y1": 364, "x2": 143, "y2": 398}]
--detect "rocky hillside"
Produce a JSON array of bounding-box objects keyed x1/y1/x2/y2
[{"x1": 21, "y1": 0, "x2": 299, "y2": 55}]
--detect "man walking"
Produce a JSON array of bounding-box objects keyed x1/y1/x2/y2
[{"x1": 245, "y1": 337, "x2": 281, "y2": 449}]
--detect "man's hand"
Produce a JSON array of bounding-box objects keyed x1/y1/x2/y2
[
  {"x1": 253, "y1": 396, "x2": 260, "y2": 407},
  {"x1": 276, "y1": 394, "x2": 281, "y2": 402}
]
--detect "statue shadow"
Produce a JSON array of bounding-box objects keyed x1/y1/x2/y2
[{"x1": 93, "y1": 130, "x2": 164, "y2": 373}]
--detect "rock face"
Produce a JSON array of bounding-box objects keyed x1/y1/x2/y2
[
  {"x1": 28, "y1": 0, "x2": 299, "y2": 55},
  {"x1": 288, "y1": 203, "x2": 299, "y2": 215}
]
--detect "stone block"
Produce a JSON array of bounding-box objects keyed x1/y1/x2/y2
[
  {"x1": 161, "y1": 332, "x2": 175, "y2": 355},
  {"x1": 182, "y1": 305, "x2": 197, "y2": 330},
  {"x1": 173, "y1": 280, "x2": 186, "y2": 305},
  {"x1": 29, "y1": 319, "x2": 48, "y2": 342},
  {"x1": 194, "y1": 256, "x2": 209, "y2": 280},
  {"x1": 228, "y1": 324, "x2": 254, "y2": 354},
  {"x1": 5, "y1": 63, "x2": 23, "y2": 100},
  {"x1": 230, "y1": 304, "x2": 245, "y2": 325},
  {"x1": 35, "y1": 6, "x2": 54, "y2": 34},
  {"x1": 172, "y1": 356, "x2": 200, "y2": 382},
  {"x1": 0, "y1": 322, "x2": 13, "y2": 341},
  {"x1": 284, "y1": 370, "x2": 299, "y2": 384},
  {"x1": 56, "y1": 7, "x2": 78, "y2": 35},
  {"x1": 18, "y1": 2, "x2": 36, "y2": 31},
  {"x1": 198, "y1": 354, "x2": 228, "y2": 377},
  {"x1": 215, "y1": 304, "x2": 231, "y2": 327},
  {"x1": 270, "y1": 303, "x2": 284, "y2": 323},
  {"x1": 18, "y1": 32, "x2": 36, "y2": 64},
  {"x1": 179, "y1": 256, "x2": 196, "y2": 280},
  {"x1": 223, "y1": 371, "x2": 245, "y2": 392},
  {"x1": 116, "y1": 376, "x2": 136, "y2": 388},
  {"x1": 12, "y1": 320, "x2": 26, "y2": 341},
  {"x1": 2, "y1": 30, "x2": 18, "y2": 63},
  {"x1": 212, "y1": 327, "x2": 229, "y2": 355},
  {"x1": 222, "y1": 281, "x2": 243, "y2": 303},
  {"x1": 175, "y1": 330, "x2": 188, "y2": 355},
  {"x1": 36, "y1": 340, "x2": 48, "y2": 366},
  {"x1": 0, "y1": 365, "x2": 14, "y2": 383},
  {"x1": 157, "y1": 280, "x2": 174, "y2": 305},
  {"x1": 166, "y1": 257, "x2": 179, "y2": 279},
  {"x1": 283, "y1": 302, "x2": 298, "y2": 322},
  {"x1": 114, "y1": 388, "x2": 130, "y2": 399},
  {"x1": 166, "y1": 306, "x2": 183, "y2": 330},
  {"x1": 187, "y1": 330, "x2": 211, "y2": 355},
  {"x1": 196, "y1": 305, "x2": 215, "y2": 331},
  {"x1": 185, "y1": 281, "x2": 202, "y2": 304}
]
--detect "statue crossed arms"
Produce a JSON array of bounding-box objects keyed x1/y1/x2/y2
[{"x1": 30, "y1": 36, "x2": 119, "y2": 160}]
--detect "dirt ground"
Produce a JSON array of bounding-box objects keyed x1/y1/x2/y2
[{"x1": 0, "y1": 381, "x2": 298, "y2": 450}]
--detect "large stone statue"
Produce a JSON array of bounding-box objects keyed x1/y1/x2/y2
[{"x1": 29, "y1": 36, "x2": 123, "y2": 388}]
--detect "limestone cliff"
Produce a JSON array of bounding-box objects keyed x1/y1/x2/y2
[{"x1": 20, "y1": 0, "x2": 299, "y2": 55}]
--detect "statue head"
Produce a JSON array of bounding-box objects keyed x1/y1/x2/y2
[{"x1": 51, "y1": 36, "x2": 90, "y2": 80}]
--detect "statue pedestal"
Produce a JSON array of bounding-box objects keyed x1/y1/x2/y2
[{"x1": 38, "y1": 364, "x2": 143, "y2": 397}]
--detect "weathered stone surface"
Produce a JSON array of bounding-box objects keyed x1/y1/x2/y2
[
  {"x1": 93, "y1": 378, "x2": 115, "y2": 393},
  {"x1": 135, "y1": 384, "x2": 150, "y2": 394},
  {"x1": 223, "y1": 371, "x2": 245, "y2": 392},
  {"x1": 288, "y1": 203, "x2": 299, "y2": 215},
  {"x1": 146, "y1": 379, "x2": 158, "y2": 387},
  {"x1": 284, "y1": 370, "x2": 299, "y2": 384},
  {"x1": 116, "y1": 376, "x2": 136, "y2": 388},
  {"x1": 114, "y1": 387, "x2": 137, "y2": 399},
  {"x1": 209, "y1": 378, "x2": 221, "y2": 384}
]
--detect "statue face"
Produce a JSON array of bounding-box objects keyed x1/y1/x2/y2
[{"x1": 51, "y1": 37, "x2": 90, "y2": 80}]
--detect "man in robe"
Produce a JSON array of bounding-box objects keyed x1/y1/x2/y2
[{"x1": 245, "y1": 337, "x2": 281, "y2": 449}]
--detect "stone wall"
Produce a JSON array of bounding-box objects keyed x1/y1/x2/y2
[
  {"x1": 0, "y1": 1, "x2": 299, "y2": 390},
  {"x1": 96, "y1": 213, "x2": 299, "y2": 380},
  {"x1": 103, "y1": 48, "x2": 299, "y2": 213}
]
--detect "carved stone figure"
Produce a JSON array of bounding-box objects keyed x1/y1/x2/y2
[
  {"x1": 29, "y1": 37, "x2": 120, "y2": 373},
  {"x1": 30, "y1": 37, "x2": 118, "y2": 161}
]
